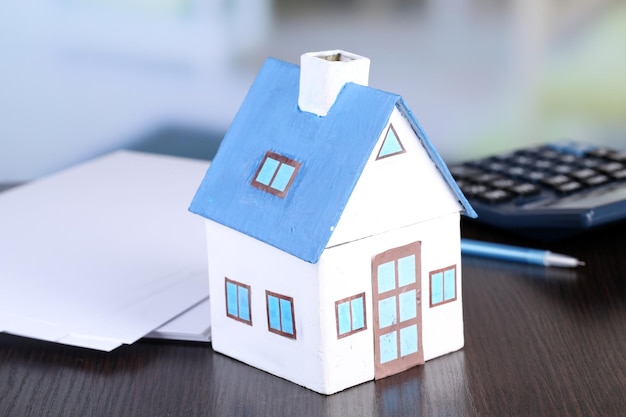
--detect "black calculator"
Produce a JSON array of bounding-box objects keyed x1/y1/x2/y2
[{"x1": 449, "y1": 141, "x2": 626, "y2": 240}]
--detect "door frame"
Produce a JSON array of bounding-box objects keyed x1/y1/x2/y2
[{"x1": 371, "y1": 240, "x2": 424, "y2": 379}]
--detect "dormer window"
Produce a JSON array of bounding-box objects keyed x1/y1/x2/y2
[
  {"x1": 376, "y1": 124, "x2": 406, "y2": 160},
  {"x1": 251, "y1": 151, "x2": 301, "y2": 197}
]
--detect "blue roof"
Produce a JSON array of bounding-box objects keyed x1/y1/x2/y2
[{"x1": 189, "y1": 57, "x2": 476, "y2": 263}]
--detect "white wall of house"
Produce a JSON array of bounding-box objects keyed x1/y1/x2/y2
[
  {"x1": 318, "y1": 234, "x2": 376, "y2": 393},
  {"x1": 203, "y1": 219, "x2": 327, "y2": 393},
  {"x1": 328, "y1": 107, "x2": 464, "y2": 248},
  {"x1": 205, "y1": 211, "x2": 463, "y2": 395},
  {"x1": 318, "y1": 212, "x2": 463, "y2": 394},
  {"x1": 417, "y1": 213, "x2": 464, "y2": 361}
]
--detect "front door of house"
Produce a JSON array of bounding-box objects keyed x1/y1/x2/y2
[{"x1": 372, "y1": 241, "x2": 423, "y2": 379}]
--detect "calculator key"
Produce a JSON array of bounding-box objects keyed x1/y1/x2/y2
[
  {"x1": 476, "y1": 189, "x2": 513, "y2": 204},
  {"x1": 483, "y1": 161, "x2": 508, "y2": 172},
  {"x1": 607, "y1": 151, "x2": 626, "y2": 163},
  {"x1": 586, "y1": 147, "x2": 613, "y2": 158},
  {"x1": 571, "y1": 168, "x2": 598, "y2": 180},
  {"x1": 472, "y1": 173, "x2": 502, "y2": 183},
  {"x1": 554, "y1": 181, "x2": 583, "y2": 194},
  {"x1": 510, "y1": 183, "x2": 541, "y2": 197},
  {"x1": 449, "y1": 165, "x2": 484, "y2": 179},
  {"x1": 490, "y1": 178, "x2": 517, "y2": 189},
  {"x1": 610, "y1": 169, "x2": 626, "y2": 180},
  {"x1": 553, "y1": 164, "x2": 575, "y2": 175},
  {"x1": 598, "y1": 162, "x2": 625, "y2": 174},
  {"x1": 512, "y1": 155, "x2": 534, "y2": 165},
  {"x1": 533, "y1": 159, "x2": 554, "y2": 170},
  {"x1": 505, "y1": 166, "x2": 527, "y2": 177},
  {"x1": 455, "y1": 179, "x2": 471, "y2": 189},
  {"x1": 535, "y1": 149, "x2": 560, "y2": 160},
  {"x1": 542, "y1": 175, "x2": 571, "y2": 187},
  {"x1": 523, "y1": 171, "x2": 549, "y2": 182},
  {"x1": 580, "y1": 158, "x2": 603, "y2": 169},
  {"x1": 557, "y1": 154, "x2": 578, "y2": 164},
  {"x1": 461, "y1": 183, "x2": 489, "y2": 196},
  {"x1": 583, "y1": 175, "x2": 610, "y2": 187}
]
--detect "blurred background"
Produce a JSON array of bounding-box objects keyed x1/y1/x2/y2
[{"x1": 1, "y1": 0, "x2": 624, "y2": 182}]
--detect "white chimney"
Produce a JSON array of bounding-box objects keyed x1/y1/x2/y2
[{"x1": 298, "y1": 50, "x2": 371, "y2": 117}]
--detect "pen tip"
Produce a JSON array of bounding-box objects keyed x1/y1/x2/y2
[{"x1": 578, "y1": 260, "x2": 586, "y2": 267}]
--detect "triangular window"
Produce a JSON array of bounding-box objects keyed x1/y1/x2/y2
[
  {"x1": 251, "y1": 151, "x2": 301, "y2": 197},
  {"x1": 376, "y1": 124, "x2": 406, "y2": 160}
]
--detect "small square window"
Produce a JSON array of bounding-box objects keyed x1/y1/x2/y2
[
  {"x1": 336, "y1": 293, "x2": 367, "y2": 339},
  {"x1": 251, "y1": 151, "x2": 301, "y2": 197},
  {"x1": 430, "y1": 265, "x2": 457, "y2": 307},
  {"x1": 266, "y1": 290, "x2": 296, "y2": 339},
  {"x1": 225, "y1": 278, "x2": 252, "y2": 325}
]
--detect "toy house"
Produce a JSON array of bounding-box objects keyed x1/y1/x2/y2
[{"x1": 189, "y1": 50, "x2": 476, "y2": 395}]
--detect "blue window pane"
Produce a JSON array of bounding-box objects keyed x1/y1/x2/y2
[
  {"x1": 378, "y1": 296, "x2": 397, "y2": 328},
  {"x1": 399, "y1": 290, "x2": 417, "y2": 322},
  {"x1": 444, "y1": 268, "x2": 456, "y2": 301},
  {"x1": 379, "y1": 128, "x2": 403, "y2": 157},
  {"x1": 431, "y1": 272, "x2": 443, "y2": 305},
  {"x1": 238, "y1": 287, "x2": 250, "y2": 321},
  {"x1": 256, "y1": 157, "x2": 279, "y2": 186},
  {"x1": 271, "y1": 163, "x2": 296, "y2": 192},
  {"x1": 379, "y1": 331, "x2": 398, "y2": 363},
  {"x1": 351, "y1": 297, "x2": 365, "y2": 330},
  {"x1": 280, "y1": 299, "x2": 294, "y2": 335},
  {"x1": 337, "y1": 301, "x2": 351, "y2": 335},
  {"x1": 377, "y1": 261, "x2": 396, "y2": 293},
  {"x1": 398, "y1": 255, "x2": 416, "y2": 287},
  {"x1": 226, "y1": 282, "x2": 238, "y2": 317},
  {"x1": 267, "y1": 295, "x2": 281, "y2": 331},
  {"x1": 400, "y1": 324, "x2": 418, "y2": 357}
]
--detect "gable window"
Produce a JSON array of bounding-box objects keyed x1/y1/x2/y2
[
  {"x1": 251, "y1": 151, "x2": 301, "y2": 197},
  {"x1": 266, "y1": 290, "x2": 296, "y2": 339},
  {"x1": 225, "y1": 278, "x2": 252, "y2": 325},
  {"x1": 376, "y1": 124, "x2": 406, "y2": 160},
  {"x1": 430, "y1": 265, "x2": 457, "y2": 307},
  {"x1": 335, "y1": 292, "x2": 367, "y2": 339}
]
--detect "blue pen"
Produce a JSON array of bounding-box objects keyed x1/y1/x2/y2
[{"x1": 461, "y1": 239, "x2": 585, "y2": 268}]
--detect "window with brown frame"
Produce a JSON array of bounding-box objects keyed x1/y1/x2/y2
[
  {"x1": 266, "y1": 290, "x2": 296, "y2": 339},
  {"x1": 251, "y1": 151, "x2": 301, "y2": 197},
  {"x1": 429, "y1": 265, "x2": 457, "y2": 307},
  {"x1": 335, "y1": 292, "x2": 367, "y2": 339},
  {"x1": 225, "y1": 278, "x2": 252, "y2": 325}
]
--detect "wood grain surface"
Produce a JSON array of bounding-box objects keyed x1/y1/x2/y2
[{"x1": 1, "y1": 198, "x2": 625, "y2": 416}]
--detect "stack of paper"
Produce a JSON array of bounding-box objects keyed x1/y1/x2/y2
[{"x1": 0, "y1": 151, "x2": 212, "y2": 351}]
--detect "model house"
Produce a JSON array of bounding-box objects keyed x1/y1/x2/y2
[{"x1": 189, "y1": 50, "x2": 476, "y2": 395}]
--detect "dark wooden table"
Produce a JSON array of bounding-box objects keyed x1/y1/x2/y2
[{"x1": 1, "y1": 180, "x2": 625, "y2": 416}]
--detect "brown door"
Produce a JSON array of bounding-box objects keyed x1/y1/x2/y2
[{"x1": 372, "y1": 241, "x2": 423, "y2": 379}]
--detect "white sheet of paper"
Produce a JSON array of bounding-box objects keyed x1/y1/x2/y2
[
  {"x1": 0, "y1": 150, "x2": 211, "y2": 350},
  {"x1": 147, "y1": 297, "x2": 211, "y2": 342}
]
